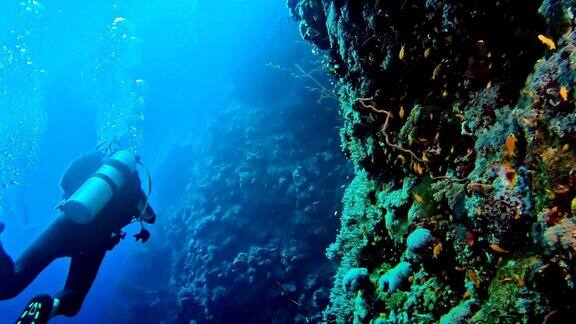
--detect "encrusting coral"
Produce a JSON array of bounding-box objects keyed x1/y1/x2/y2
[{"x1": 287, "y1": 0, "x2": 576, "y2": 322}]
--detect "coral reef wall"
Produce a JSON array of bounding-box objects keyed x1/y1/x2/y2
[
  {"x1": 164, "y1": 101, "x2": 350, "y2": 323},
  {"x1": 288, "y1": 0, "x2": 576, "y2": 322},
  {"x1": 112, "y1": 90, "x2": 351, "y2": 322}
]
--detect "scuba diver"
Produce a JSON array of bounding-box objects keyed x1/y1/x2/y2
[{"x1": 0, "y1": 144, "x2": 156, "y2": 323}]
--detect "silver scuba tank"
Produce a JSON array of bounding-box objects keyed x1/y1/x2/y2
[{"x1": 61, "y1": 150, "x2": 138, "y2": 224}]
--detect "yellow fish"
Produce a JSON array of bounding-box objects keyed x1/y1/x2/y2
[
  {"x1": 538, "y1": 34, "x2": 556, "y2": 50},
  {"x1": 433, "y1": 242, "x2": 443, "y2": 259},
  {"x1": 424, "y1": 48, "x2": 431, "y2": 59},
  {"x1": 399, "y1": 44, "x2": 406, "y2": 60},
  {"x1": 560, "y1": 86, "x2": 569, "y2": 101},
  {"x1": 432, "y1": 63, "x2": 443, "y2": 80},
  {"x1": 414, "y1": 193, "x2": 424, "y2": 204}
]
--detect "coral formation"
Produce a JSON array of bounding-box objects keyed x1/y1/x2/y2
[
  {"x1": 405, "y1": 228, "x2": 435, "y2": 258},
  {"x1": 343, "y1": 268, "x2": 370, "y2": 293},
  {"x1": 378, "y1": 261, "x2": 412, "y2": 293},
  {"x1": 287, "y1": 0, "x2": 576, "y2": 322}
]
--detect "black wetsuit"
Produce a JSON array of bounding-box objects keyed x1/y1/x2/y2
[{"x1": 0, "y1": 151, "x2": 153, "y2": 317}]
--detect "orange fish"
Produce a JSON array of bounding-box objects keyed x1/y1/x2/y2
[
  {"x1": 514, "y1": 274, "x2": 525, "y2": 287},
  {"x1": 490, "y1": 244, "x2": 510, "y2": 254},
  {"x1": 500, "y1": 277, "x2": 513, "y2": 283},
  {"x1": 433, "y1": 242, "x2": 443, "y2": 259},
  {"x1": 560, "y1": 86, "x2": 569, "y2": 101},
  {"x1": 538, "y1": 35, "x2": 556, "y2": 50},
  {"x1": 505, "y1": 133, "x2": 517, "y2": 158},
  {"x1": 413, "y1": 162, "x2": 424, "y2": 175},
  {"x1": 468, "y1": 270, "x2": 480, "y2": 287}
]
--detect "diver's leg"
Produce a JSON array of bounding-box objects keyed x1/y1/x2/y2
[
  {"x1": 0, "y1": 218, "x2": 68, "y2": 300},
  {"x1": 53, "y1": 248, "x2": 106, "y2": 317}
]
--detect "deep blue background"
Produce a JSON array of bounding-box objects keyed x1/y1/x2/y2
[{"x1": 0, "y1": 1, "x2": 334, "y2": 322}]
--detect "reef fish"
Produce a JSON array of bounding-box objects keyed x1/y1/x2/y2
[
  {"x1": 413, "y1": 162, "x2": 424, "y2": 175},
  {"x1": 468, "y1": 270, "x2": 480, "y2": 287},
  {"x1": 432, "y1": 63, "x2": 443, "y2": 80},
  {"x1": 490, "y1": 243, "x2": 510, "y2": 254},
  {"x1": 538, "y1": 34, "x2": 556, "y2": 50},
  {"x1": 432, "y1": 242, "x2": 443, "y2": 259},
  {"x1": 514, "y1": 274, "x2": 525, "y2": 287},
  {"x1": 465, "y1": 231, "x2": 476, "y2": 247},
  {"x1": 504, "y1": 133, "x2": 517, "y2": 158},
  {"x1": 560, "y1": 86, "x2": 569, "y2": 101},
  {"x1": 424, "y1": 48, "x2": 431, "y2": 59},
  {"x1": 414, "y1": 193, "x2": 424, "y2": 204},
  {"x1": 503, "y1": 163, "x2": 516, "y2": 188}
]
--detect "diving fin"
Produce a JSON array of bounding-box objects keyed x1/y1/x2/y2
[
  {"x1": 134, "y1": 228, "x2": 150, "y2": 243},
  {"x1": 16, "y1": 294, "x2": 53, "y2": 324}
]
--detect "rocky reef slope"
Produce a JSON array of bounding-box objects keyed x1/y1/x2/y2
[
  {"x1": 163, "y1": 100, "x2": 350, "y2": 323},
  {"x1": 288, "y1": 0, "x2": 576, "y2": 322}
]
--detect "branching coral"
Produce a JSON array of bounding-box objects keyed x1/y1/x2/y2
[{"x1": 356, "y1": 97, "x2": 425, "y2": 164}]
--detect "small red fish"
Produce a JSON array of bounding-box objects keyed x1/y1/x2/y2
[
  {"x1": 465, "y1": 231, "x2": 476, "y2": 247},
  {"x1": 503, "y1": 163, "x2": 516, "y2": 187}
]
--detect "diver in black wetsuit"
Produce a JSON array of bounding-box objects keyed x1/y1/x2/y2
[{"x1": 0, "y1": 149, "x2": 155, "y2": 323}]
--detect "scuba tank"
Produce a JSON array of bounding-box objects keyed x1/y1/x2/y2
[{"x1": 60, "y1": 150, "x2": 138, "y2": 224}]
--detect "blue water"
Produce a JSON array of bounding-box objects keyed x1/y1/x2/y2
[{"x1": 0, "y1": 1, "x2": 341, "y2": 322}]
